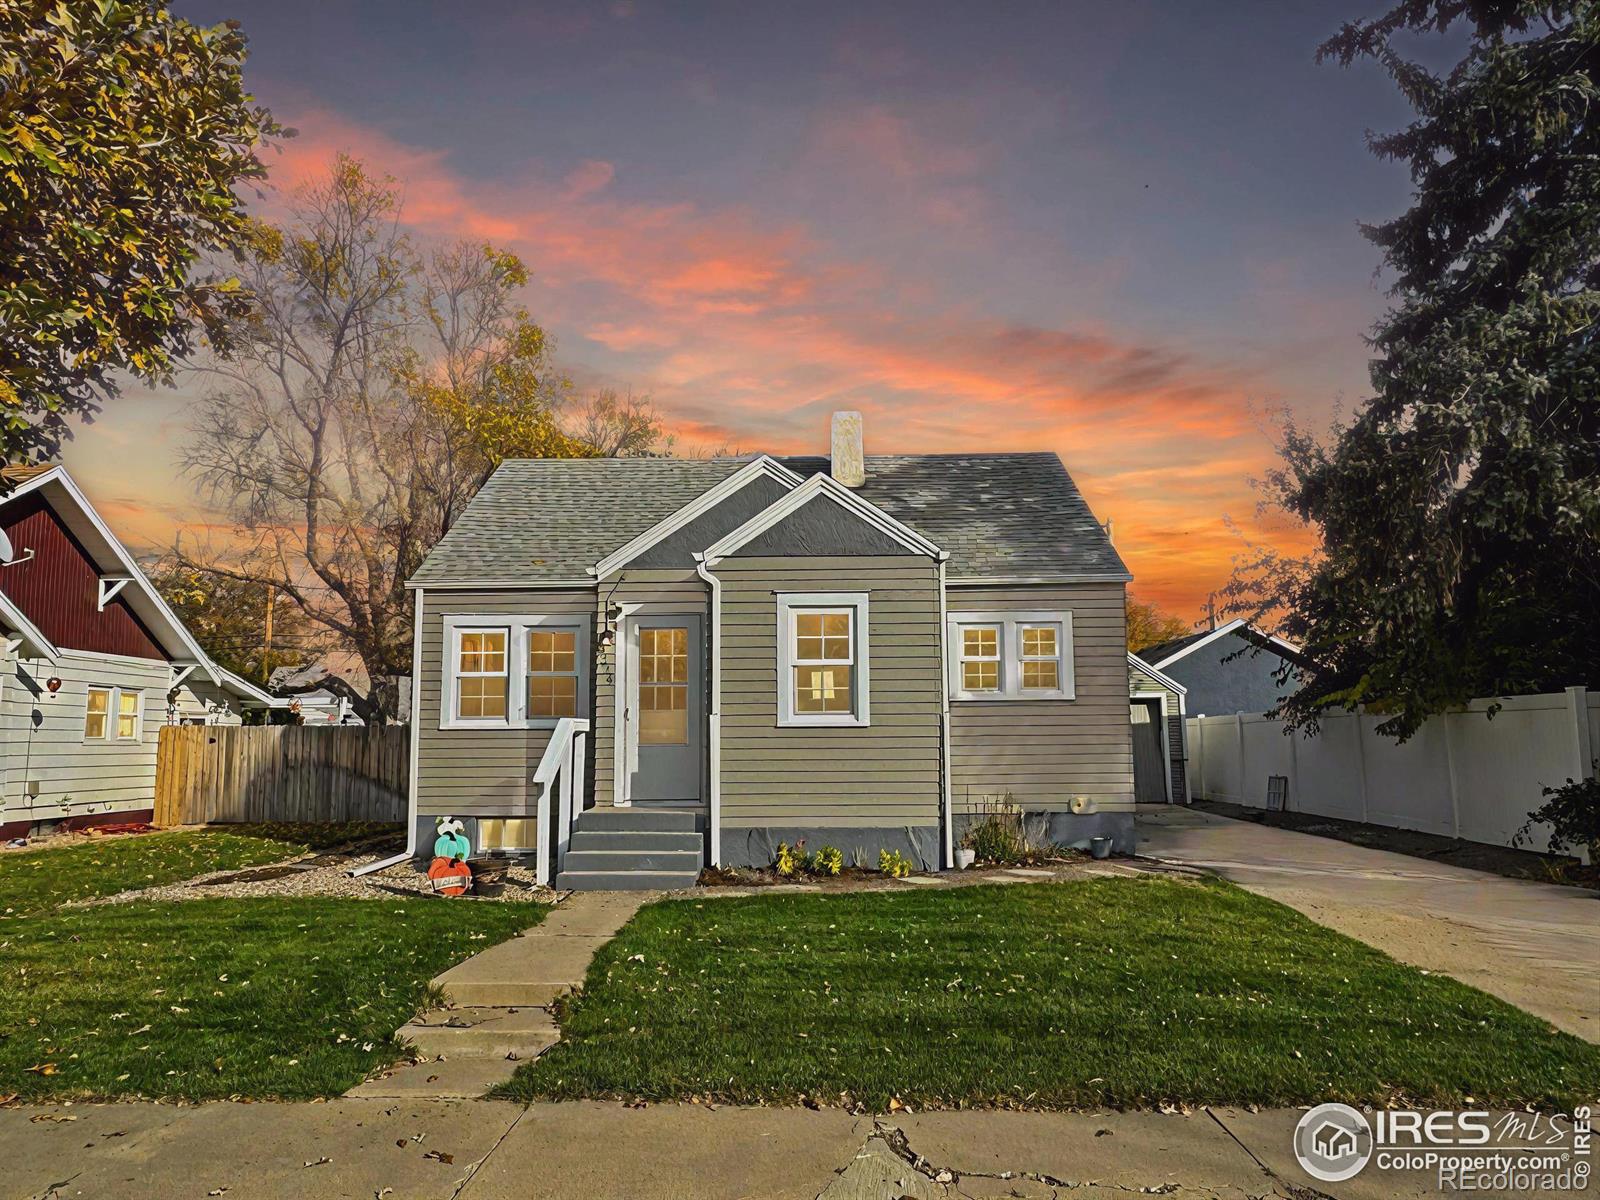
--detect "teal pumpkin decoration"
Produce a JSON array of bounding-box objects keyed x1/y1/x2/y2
[{"x1": 433, "y1": 818, "x2": 471, "y2": 861}]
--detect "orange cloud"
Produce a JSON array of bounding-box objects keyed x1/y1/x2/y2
[{"x1": 237, "y1": 108, "x2": 1304, "y2": 619}]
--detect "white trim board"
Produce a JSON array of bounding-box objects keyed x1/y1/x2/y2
[
  {"x1": 945, "y1": 572, "x2": 1133, "y2": 586},
  {"x1": 593, "y1": 456, "x2": 804, "y2": 579},
  {"x1": 1145, "y1": 618, "x2": 1301, "y2": 669},
  {"x1": 405, "y1": 578, "x2": 598, "y2": 592},
  {"x1": 0, "y1": 590, "x2": 58, "y2": 662},
  {"x1": 702, "y1": 472, "x2": 942, "y2": 563}
]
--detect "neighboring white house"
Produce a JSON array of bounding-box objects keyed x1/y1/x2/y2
[{"x1": 0, "y1": 464, "x2": 282, "y2": 836}]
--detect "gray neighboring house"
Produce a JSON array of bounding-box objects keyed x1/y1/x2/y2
[
  {"x1": 1135, "y1": 618, "x2": 1305, "y2": 719},
  {"x1": 402, "y1": 413, "x2": 1136, "y2": 889}
]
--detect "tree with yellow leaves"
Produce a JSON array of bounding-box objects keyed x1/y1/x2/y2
[{"x1": 179, "y1": 158, "x2": 625, "y2": 722}]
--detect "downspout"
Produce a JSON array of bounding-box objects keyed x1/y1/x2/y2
[
  {"x1": 351, "y1": 586, "x2": 425, "y2": 877},
  {"x1": 694, "y1": 553, "x2": 723, "y2": 866},
  {"x1": 937, "y1": 553, "x2": 954, "y2": 869}
]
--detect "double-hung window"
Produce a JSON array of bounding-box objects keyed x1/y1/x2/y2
[
  {"x1": 957, "y1": 625, "x2": 1003, "y2": 694},
  {"x1": 777, "y1": 592, "x2": 870, "y2": 727},
  {"x1": 527, "y1": 627, "x2": 579, "y2": 718},
  {"x1": 455, "y1": 630, "x2": 509, "y2": 720},
  {"x1": 441, "y1": 616, "x2": 589, "y2": 729},
  {"x1": 948, "y1": 611, "x2": 1073, "y2": 700},
  {"x1": 84, "y1": 686, "x2": 143, "y2": 741}
]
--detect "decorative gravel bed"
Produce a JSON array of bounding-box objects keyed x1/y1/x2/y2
[{"x1": 76, "y1": 844, "x2": 559, "y2": 906}]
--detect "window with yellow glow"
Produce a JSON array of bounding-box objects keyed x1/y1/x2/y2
[
  {"x1": 527, "y1": 629, "x2": 578, "y2": 718},
  {"x1": 456, "y1": 629, "x2": 508, "y2": 719},
  {"x1": 637, "y1": 626, "x2": 689, "y2": 744},
  {"x1": 84, "y1": 688, "x2": 110, "y2": 740},
  {"x1": 1019, "y1": 625, "x2": 1060, "y2": 691},
  {"x1": 959, "y1": 625, "x2": 1002, "y2": 693},
  {"x1": 793, "y1": 610, "x2": 854, "y2": 714},
  {"x1": 116, "y1": 689, "x2": 142, "y2": 740}
]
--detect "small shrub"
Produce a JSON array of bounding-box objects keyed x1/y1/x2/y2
[
  {"x1": 962, "y1": 792, "x2": 1030, "y2": 865},
  {"x1": 1516, "y1": 767, "x2": 1600, "y2": 863},
  {"x1": 774, "y1": 842, "x2": 800, "y2": 877},
  {"x1": 878, "y1": 848, "x2": 913, "y2": 878},
  {"x1": 814, "y1": 846, "x2": 843, "y2": 876}
]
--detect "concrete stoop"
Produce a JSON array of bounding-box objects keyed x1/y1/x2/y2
[{"x1": 346, "y1": 890, "x2": 652, "y2": 1100}]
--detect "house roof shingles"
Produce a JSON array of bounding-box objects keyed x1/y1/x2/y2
[
  {"x1": 1134, "y1": 629, "x2": 1213, "y2": 664},
  {"x1": 409, "y1": 451, "x2": 1128, "y2": 586}
]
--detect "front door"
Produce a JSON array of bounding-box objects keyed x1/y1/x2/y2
[{"x1": 626, "y1": 614, "x2": 704, "y2": 803}]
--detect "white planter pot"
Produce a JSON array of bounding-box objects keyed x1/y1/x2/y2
[{"x1": 953, "y1": 848, "x2": 976, "y2": 870}]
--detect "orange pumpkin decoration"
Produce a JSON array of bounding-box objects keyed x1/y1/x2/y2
[{"x1": 427, "y1": 856, "x2": 473, "y2": 897}]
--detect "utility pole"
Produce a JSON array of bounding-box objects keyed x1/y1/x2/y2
[
  {"x1": 1205, "y1": 593, "x2": 1217, "y2": 631},
  {"x1": 262, "y1": 586, "x2": 275, "y2": 685}
]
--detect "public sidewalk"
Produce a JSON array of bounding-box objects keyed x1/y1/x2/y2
[
  {"x1": 1137, "y1": 805, "x2": 1600, "y2": 1040},
  {"x1": 8, "y1": 1097, "x2": 1571, "y2": 1200}
]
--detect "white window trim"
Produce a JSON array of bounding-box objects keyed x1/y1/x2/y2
[
  {"x1": 776, "y1": 592, "x2": 870, "y2": 728},
  {"x1": 439, "y1": 614, "x2": 590, "y2": 731},
  {"x1": 84, "y1": 685, "x2": 143, "y2": 743},
  {"x1": 947, "y1": 610, "x2": 1074, "y2": 701}
]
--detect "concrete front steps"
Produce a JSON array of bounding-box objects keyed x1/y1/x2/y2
[
  {"x1": 347, "y1": 891, "x2": 650, "y2": 1099},
  {"x1": 555, "y1": 806, "x2": 704, "y2": 891}
]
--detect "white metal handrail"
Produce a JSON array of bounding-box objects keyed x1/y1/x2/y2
[{"x1": 532, "y1": 717, "x2": 590, "y2": 885}]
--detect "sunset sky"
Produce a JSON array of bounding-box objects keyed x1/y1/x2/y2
[{"x1": 67, "y1": 1, "x2": 1421, "y2": 619}]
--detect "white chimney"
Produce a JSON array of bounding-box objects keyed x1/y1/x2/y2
[{"x1": 830, "y1": 411, "x2": 864, "y2": 487}]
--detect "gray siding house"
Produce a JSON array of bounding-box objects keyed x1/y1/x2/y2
[
  {"x1": 405, "y1": 414, "x2": 1136, "y2": 888},
  {"x1": 1135, "y1": 618, "x2": 1304, "y2": 719}
]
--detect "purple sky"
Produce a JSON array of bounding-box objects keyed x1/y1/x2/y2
[{"x1": 71, "y1": 0, "x2": 1421, "y2": 616}]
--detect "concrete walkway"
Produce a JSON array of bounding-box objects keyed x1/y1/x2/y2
[
  {"x1": 1137, "y1": 805, "x2": 1600, "y2": 1040},
  {"x1": 9, "y1": 1098, "x2": 1577, "y2": 1200},
  {"x1": 348, "y1": 891, "x2": 650, "y2": 1099}
]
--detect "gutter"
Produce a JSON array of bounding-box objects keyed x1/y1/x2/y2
[
  {"x1": 351, "y1": 587, "x2": 426, "y2": 877},
  {"x1": 693, "y1": 553, "x2": 723, "y2": 866},
  {"x1": 937, "y1": 553, "x2": 954, "y2": 868}
]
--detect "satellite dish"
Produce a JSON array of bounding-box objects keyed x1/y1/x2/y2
[{"x1": 0, "y1": 529, "x2": 12, "y2": 565}]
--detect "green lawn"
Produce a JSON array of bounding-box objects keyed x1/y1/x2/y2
[
  {"x1": 0, "y1": 825, "x2": 540, "y2": 1101},
  {"x1": 504, "y1": 878, "x2": 1600, "y2": 1111},
  {"x1": 0, "y1": 823, "x2": 397, "y2": 918},
  {"x1": 0, "y1": 898, "x2": 543, "y2": 1100}
]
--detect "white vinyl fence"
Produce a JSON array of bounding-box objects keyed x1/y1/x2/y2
[{"x1": 1187, "y1": 686, "x2": 1597, "y2": 860}]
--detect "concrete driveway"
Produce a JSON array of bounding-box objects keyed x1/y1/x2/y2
[{"x1": 1137, "y1": 805, "x2": 1600, "y2": 1041}]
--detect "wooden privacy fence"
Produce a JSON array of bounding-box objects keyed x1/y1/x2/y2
[{"x1": 154, "y1": 725, "x2": 409, "y2": 826}]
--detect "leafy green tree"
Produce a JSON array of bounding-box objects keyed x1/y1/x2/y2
[
  {"x1": 0, "y1": 1, "x2": 279, "y2": 463},
  {"x1": 1232, "y1": 2, "x2": 1599, "y2": 738}
]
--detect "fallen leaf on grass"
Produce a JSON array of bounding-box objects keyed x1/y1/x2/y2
[
  {"x1": 24, "y1": 1064, "x2": 57, "y2": 1076},
  {"x1": 423, "y1": 1150, "x2": 454, "y2": 1165}
]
